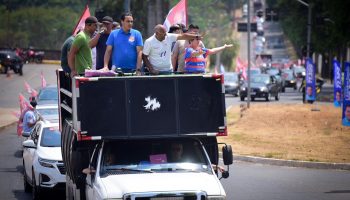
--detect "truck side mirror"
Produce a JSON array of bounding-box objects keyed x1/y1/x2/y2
[
  {"x1": 22, "y1": 131, "x2": 31, "y2": 138},
  {"x1": 222, "y1": 145, "x2": 233, "y2": 165}
]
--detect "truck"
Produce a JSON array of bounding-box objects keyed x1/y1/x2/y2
[{"x1": 57, "y1": 70, "x2": 233, "y2": 200}]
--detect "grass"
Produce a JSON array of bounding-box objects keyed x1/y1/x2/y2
[{"x1": 219, "y1": 104, "x2": 350, "y2": 163}]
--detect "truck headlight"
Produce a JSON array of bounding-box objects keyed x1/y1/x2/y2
[
  {"x1": 38, "y1": 157, "x2": 55, "y2": 168},
  {"x1": 207, "y1": 196, "x2": 226, "y2": 200}
]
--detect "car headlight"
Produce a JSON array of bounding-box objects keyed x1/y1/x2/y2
[
  {"x1": 38, "y1": 157, "x2": 56, "y2": 168},
  {"x1": 260, "y1": 87, "x2": 268, "y2": 92},
  {"x1": 207, "y1": 196, "x2": 226, "y2": 200},
  {"x1": 290, "y1": 80, "x2": 295, "y2": 83},
  {"x1": 240, "y1": 87, "x2": 246, "y2": 91}
]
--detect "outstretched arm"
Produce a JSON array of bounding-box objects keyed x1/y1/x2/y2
[{"x1": 208, "y1": 44, "x2": 233, "y2": 55}]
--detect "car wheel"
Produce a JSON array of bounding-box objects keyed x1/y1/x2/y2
[
  {"x1": 23, "y1": 161, "x2": 31, "y2": 193},
  {"x1": 294, "y1": 85, "x2": 297, "y2": 90},
  {"x1": 251, "y1": 97, "x2": 255, "y2": 101},
  {"x1": 265, "y1": 93, "x2": 270, "y2": 101},
  {"x1": 32, "y1": 170, "x2": 40, "y2": 200},
  {"x1": 282, "y1": 87, "x2": 285, "y2": 93},
  {"x1": 240, "y1": 96, "x2": 245, "y2": 101},
  {"x1": 275, "y1": 93, "x2": 280, "y2": 101}
]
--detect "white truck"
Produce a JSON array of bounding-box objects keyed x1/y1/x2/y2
[{"x1": 58, "y1": 70, "x2": 233, "y2": 200}]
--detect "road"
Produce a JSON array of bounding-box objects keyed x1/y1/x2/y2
[{"x1": 0, "y1": 64, "x2": 349, "y2": 200}]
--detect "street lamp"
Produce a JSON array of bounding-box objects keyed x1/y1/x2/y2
[{"x1": 296, "y1": 0, "x2": 312, "y2": 58}]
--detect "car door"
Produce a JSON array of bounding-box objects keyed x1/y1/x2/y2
[{"x1": 25, "y1": 123, "x2": 41, "y2": 182}]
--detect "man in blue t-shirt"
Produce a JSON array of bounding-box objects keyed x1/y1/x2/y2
[
  {"x1": 23, "y1": 100, "x2": 37, "y2": 133},
  {"x1": 90, "y1": 16, "x2": 114, "y2": 70},
  {"x1": 103, "y1": 12, "x2": 143, "y2": 75}
]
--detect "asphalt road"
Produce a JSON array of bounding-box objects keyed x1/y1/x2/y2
[{"x1": 0, "y1": 64, "x2": 349, "y2": 200}]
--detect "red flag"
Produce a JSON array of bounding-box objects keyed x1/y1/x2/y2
[
  {"x1": 41, "y1": 71, "x2": 47, "y2": 88},
  {"x1": 24, "y1": 81, "x2": 38, "y2": 97},
  {"x1": 72, "y1": 5, "x2": 91, "y2": 36},
  {"x1": 163, "y1": 0, "x2": 187, "y2": 31}
]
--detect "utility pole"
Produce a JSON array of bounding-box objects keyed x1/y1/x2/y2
[
  {"x1": 296, "y1": 0, "x2": 312, "y2": 58},
  {"x1": 124, "y1": 0, "x2": 130, "y2": 12},
  {"x1": 247, "y1": 0, "x2": 251, "y2": 108}
]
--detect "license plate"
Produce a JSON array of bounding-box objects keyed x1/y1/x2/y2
[{"x1": 250, "y1": 92, "x2": 256, "y2": 95}]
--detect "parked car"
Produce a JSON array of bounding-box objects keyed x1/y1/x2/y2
[
  {"x1": 240, "y1": 74, "x2": 280, "y2": 101},
  {"x1": 281, "y1": 70, "x2": 297, "y2": 92},
  {"x1": 224, "y1": 72, "x2": 240, "y2": 96},
  {"x1": 36, "y1": 85, "x2": 58, "y2": 105},
  {"x1": 293, "y1": 66, "x2": 306, "y2": 78},
  {"x1": 22, "y1": 121, "x2": 65, "y2": 198},
  {"x1": 0, "y1": 50, "x2": 24, "y2": 75},
  {"x1": 35, "y1": 104, "x2": 59, "y2": 123}
]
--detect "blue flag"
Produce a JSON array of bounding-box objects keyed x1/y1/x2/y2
[
  {"x1": 342, "y1": 62, "x2": 350, "y2": 126},
  {"x1": 305, "y1": 58, "x2": 316, "y2": 101},
  {"x1": 333, "y1": 59, "x2": 342, "y2": 107}
]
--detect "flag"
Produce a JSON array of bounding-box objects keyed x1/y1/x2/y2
[
  {"x1": 342, "y1": 62, "x2": 350, "y2": 126},
  {"x1": 24, "y1": 81, "x2": 38, "y2": 97},
  {"x1": 72, "y1": 5, "x2": 91, "y2": 36},
  {"x1": 333, "y1": 59, "x2": 342, "y2": 107},
  {"x1": 41, "y1": 71, "x2": 47, "y2": 88},
  {"x1": 163, "y1": 0, "x2": 187, "y2": 31},
  {"x1": 305, "y1": 58, "x2": 316, "y2": 102}
]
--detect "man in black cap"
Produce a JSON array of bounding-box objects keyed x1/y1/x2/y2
[
  {"x1": 90, "y1": 16, "x2": 114, "y2": 70},
  {"x1": 68, "y1": 16, "x2": 98, "y2": 76}
]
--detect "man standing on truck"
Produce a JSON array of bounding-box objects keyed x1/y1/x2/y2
[
  {"x1": 68, "y1": 16, "x2": 98, "y2": 76},
  {"x1": 103, "y1": 12, "x2": 143, "y2": 75},
  {"x1": 142, "y1": 24, "x2": 202, "y2": 75}
]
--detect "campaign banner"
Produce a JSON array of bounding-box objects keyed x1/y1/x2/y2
[
  {"x1": 305, "y1": 58, "x2": 316, "y2": 101},
  {"x1": 342, "y1": 62, "x2": 350, "y2": 126},
  {"x1": 333, "y1": 59, "x2": 342, "y2": 107}
]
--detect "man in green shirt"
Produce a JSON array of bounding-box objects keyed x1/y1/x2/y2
[{"x1": 68, "y1": 16, "x2": 98, "y2": 76}]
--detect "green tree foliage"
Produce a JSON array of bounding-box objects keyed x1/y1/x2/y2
[
  {"x1": 0, "y1": 0, "x2": 86, "y2": 49},
  {"x1": 266, "y1": 0, "x2": 350, "y2": 57}
]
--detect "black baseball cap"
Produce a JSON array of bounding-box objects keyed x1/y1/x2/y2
[
  {"x1": 85, "y1": 16, "x2": 98, "y2": 24},
  {"x1": 102, "y1": 16, "x2": 113, "y2": 24}
]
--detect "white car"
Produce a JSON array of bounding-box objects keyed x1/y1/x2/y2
[
  {"x1": 35, "y1": 104, "x2": 59, "y2": 123},
  {"x1": 22, "y1": 121, "x2": 65, "y2": 199}
]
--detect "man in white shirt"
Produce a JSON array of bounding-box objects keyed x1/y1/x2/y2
[{"x1": 142, "y1": 24, "x2": 200, "y2": 75}]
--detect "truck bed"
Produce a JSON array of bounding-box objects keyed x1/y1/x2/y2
[{"x1": 57, "y1": 71, "x2": 226, "y2": 140}]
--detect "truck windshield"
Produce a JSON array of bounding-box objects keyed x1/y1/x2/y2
[{"x1": 101, "y1": 138, "x2": 212, "y2": 175}]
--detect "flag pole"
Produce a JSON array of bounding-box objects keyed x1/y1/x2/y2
[{"x1": 72, "y1": 4, "x2": 89, "y2": 35}]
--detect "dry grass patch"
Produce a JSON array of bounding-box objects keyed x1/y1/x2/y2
[{"x1": 219, "y1": 104, "x2": 350, "y2": 163}]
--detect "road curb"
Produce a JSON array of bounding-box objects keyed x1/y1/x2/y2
[
  {"x1": 0, "y1": 121, "x2": 17, "y2": 131},
  {"x1": 233, "y1": 154, "x2": 350, "y2": 170},
  {"x1": 42, "y1": 60, "x2": 60, "y2": 65}
]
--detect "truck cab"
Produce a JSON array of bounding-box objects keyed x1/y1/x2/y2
[{"x1": 57, "y1": 70, "x2": 232, "y2": 200}]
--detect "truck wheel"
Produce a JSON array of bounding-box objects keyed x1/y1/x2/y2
[
  {"x1": 23, "y1": 161, "x2": 31, "y2": 193},
  {"x1": 32, "y1": 170, "x2": 41, "y2": 200}
]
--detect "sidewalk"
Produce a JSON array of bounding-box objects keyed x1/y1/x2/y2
[{"x1": 0, "y1": 107, "x2": 18, "y2": 130}]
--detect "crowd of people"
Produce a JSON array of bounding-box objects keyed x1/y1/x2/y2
[{"x1": 61, "y1": 12, "x2": 233, "y2": 77}]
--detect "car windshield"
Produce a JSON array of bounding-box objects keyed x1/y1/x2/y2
[
  {"x1": 283, "y1": 71, "x2": 294, "y2": 79},
  {"x1": 40, "y1": 127, "x2": 61, "y2": 147},
  {"x1": 101, "y1": 138, "x2": 211, "y2": 175},
  {"x1": 38, "y1": 87, "x2": 58, "y2": 101},
  {"x1": 225, "y1": 74, "x2": 238, "y2": 82},
  {"x1": 251, "y1": 76, "x2": 270, "y2": 84},
  {"x1": 267, "y1": 69, "x2": 279, "y2": 75}
]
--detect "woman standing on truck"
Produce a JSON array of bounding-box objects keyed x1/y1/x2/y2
[{"x1": 184, "y1": 37, "x2": 233, "y2": 74}]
